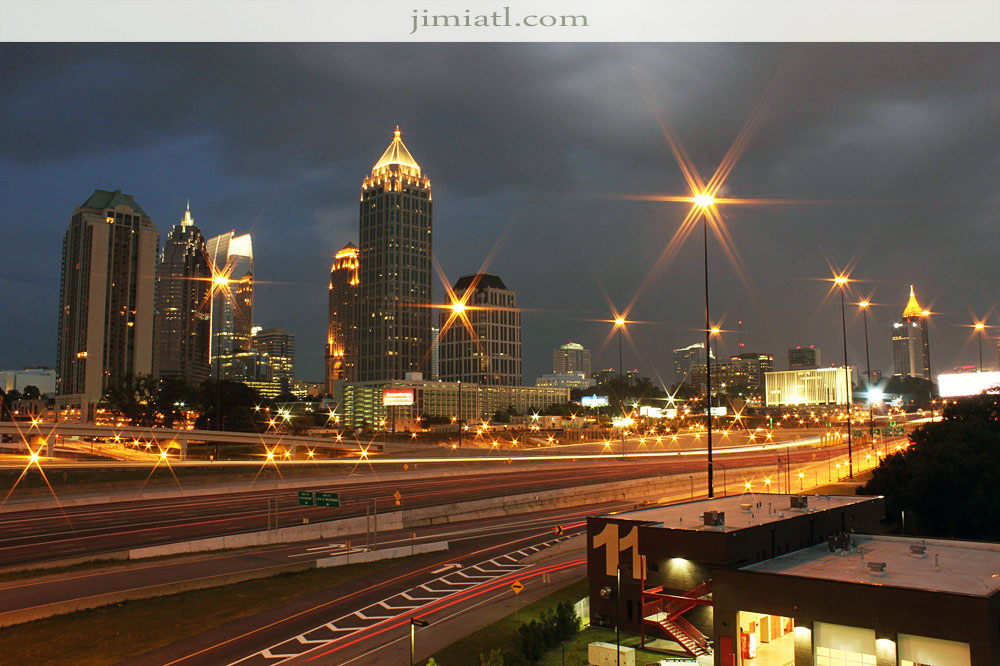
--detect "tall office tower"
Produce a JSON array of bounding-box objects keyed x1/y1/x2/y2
[
  {"x1": 673, "y1": 342, "x2": 712, "y2": 385},
  {"x1": 155, "y1": 202, "x2": 211, "y2": 385},
  {"x1": 206, "y1": 230, "x2": 253, "y2": 375},
  {"x1": 728, "y1": 352, "x2": 775, "y2": 392},
  {"x1": 553, "y1": 342, "x2": 591, "y2": 377},
  {"x1": 56, "y1": 190, "x2": 159, "y2": 404},
  {"x1": 430, "y1": 327, "x2": 441, "y2": 380},
  {"x1": 357, "y1": 127, "x2": 433, "y2": 381},
  {"x1": 251, "y1": 327, "x2": 295, "y2": 392},
  {"x1": 891, "y1": 285, "x2": 931, "y2": 379},
  {"x1": 438, "y1": 274, "x2": 522, "y2": 386},
  {"x1": 325, "y1": 243, "x2": 360, "y2": 392},
  {"x1": 788, "y1": 345, "x2": 822, "y2": 370}
]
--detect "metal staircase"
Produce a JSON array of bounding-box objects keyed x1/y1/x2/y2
[{"x1": 642, "y1": 580, "x2": 713, "y2": 657}]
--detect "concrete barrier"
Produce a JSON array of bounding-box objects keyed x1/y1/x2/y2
[
  {"x1": 316, "y1": 540, "x2": 448, "y2": 568},
  {"x1": 127, "y1": 512, "x2": 404, "y2": 559}
]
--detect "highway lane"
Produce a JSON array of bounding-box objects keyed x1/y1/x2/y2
[
  {"x1": 0, "y1": 502, "x2": 619, "y2": 619},
  {"x1": 0, "y1": 440, "x2": 878, "y2": 569},
  {"x1": 120, "y1": 520, "x2": 590, "y2": 666}
]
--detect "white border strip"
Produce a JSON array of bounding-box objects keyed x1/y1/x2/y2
[{"x1": 1, "y1": 1, "x2": 998, "y2": 43}]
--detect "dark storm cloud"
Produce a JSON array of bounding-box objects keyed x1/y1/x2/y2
[{"x1": 1, "y1": 44, "x2": 998, "y2": 383}]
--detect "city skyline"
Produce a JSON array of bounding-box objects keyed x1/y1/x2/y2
[{"x1": 2, "y1": 44, "x2": 998, "y2": 385}]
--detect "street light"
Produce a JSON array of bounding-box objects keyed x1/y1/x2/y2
[
  {"x1": 858, "y1": 299, "x2": 874, "y2": 444},
  {"x1": 209, "y1": 270, "x2": 233, "y2": 460},
  {"x1": 974, "y1": 321, "x2": 986, "y2": 372},
  {"x1": 833, "y1": 274, "x2": 853, "y2": 479},
  {"x1": 612, "y1": 315, "x2": 628, "y2": 460},
  {"x1": 696, "y1": 192, "x2": 717, "y2": 498}
]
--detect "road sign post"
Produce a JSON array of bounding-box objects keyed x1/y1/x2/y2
[
  {"x1": 410, "y1": 617, "x2": 429, "y2": 666},
  {"x1": 511, "y1": 579, "x2": 524, "y2": 620}
]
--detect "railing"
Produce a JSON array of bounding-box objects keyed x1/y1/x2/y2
[
  {"x1": 672, "y1": 615, "x2": 709, "y2": 651},
  {"x1": 642, "y1": 598, "x2": 663, "y2": 618}
]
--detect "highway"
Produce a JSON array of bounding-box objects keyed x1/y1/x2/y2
[
  {"x1": 0, "y1": 503, "x2": 611, "y2": 622},
  {"x1": 0, "y1": 437, "x2": 869, "y2": 569},
  {"x1": 119, "y1": 513, "x2": 593, "y2": 666}
]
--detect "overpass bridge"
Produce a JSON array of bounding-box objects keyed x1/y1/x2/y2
[{"x1": 0, "y1": 422, "x2": 376, "y2": 460}]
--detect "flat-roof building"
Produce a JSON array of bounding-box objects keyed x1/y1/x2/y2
[{"x1": 586, "y1": 494, "x2": 1000, "y2": 666}]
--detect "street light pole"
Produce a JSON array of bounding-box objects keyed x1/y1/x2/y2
[
  {"x1": 703, "y1": 214, "x2": 714, "y2": 498},
  {"x1": 839, "y1": 285, "x2": 853, "y2": 479},
  {"x1": 860, "y1": 302, "x2": 874, "y2": 444},
  {"x1": 618, "y1": 327, "x2": 625, "y2": 460}
]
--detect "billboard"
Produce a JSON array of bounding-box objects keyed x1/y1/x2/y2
[
  {"x1": 581, "y1": 394, "x2": 609, "y2": 408},
  {"x1": 937, "y1": 372, "x2": 1000, "y2": 398},
  {"x1": 710, "y1": 406, "x2": 728, "y2": 416},
  {"x1": 382, "y1": 388, "x2": 415, "y2": 406},
  {"x1": 639, "y1": 406, "x2": 663, "y2": 418}
]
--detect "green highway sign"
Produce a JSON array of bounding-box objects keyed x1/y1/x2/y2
[
  {"x1": 298, "y1": 491, "x2": 315, "y2": 506},
  {"x1": 316, "y1": 491, "x2": 340, "y2": 508}
]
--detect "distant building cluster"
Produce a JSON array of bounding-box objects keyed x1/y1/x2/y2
[
  {"x1": 323, "y1": 127, "x2": 568, "y2": 428},
  {"x1": 46, "y1": 133, "x2": 952, "y2": 420}
]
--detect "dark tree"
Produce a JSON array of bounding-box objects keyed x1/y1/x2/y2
[
  {"x1": 192, "y1": 380, "x2": 263, "y2": 432},
  {"x1": 101, "y1": 374, "x2": 159, "y2": 426},
  {"x1": 21, "y1": 385, "x2": 41, "y2": 400},
  {"x1": 860, "y1": 393, "x2": 1000, "y2": 539}
]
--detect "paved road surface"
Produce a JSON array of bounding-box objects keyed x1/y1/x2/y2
[{"x1": 0, "y1": 440, "x2": 865, "y2": 569}]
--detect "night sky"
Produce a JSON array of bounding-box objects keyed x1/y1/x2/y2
[{"x1": 1, "y1": 44, "x2": 998, "y2": 386}]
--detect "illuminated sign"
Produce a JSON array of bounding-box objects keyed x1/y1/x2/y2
[
  {"x1": 937, "y1": 372, "x2": 1000, "y2": 398},
  {"x1": 382, "y1": 388, "x2": 415, "y2": 406},
  {"x1": 664, "y1": 408, "x2": 678, "y2": 419},
  {"x1": 639, "y1": 406, "x2": 663, "y2": 418},
  {"x1": 581, "y1": 395, "x2": 609, "y2": 407},
  {"x1": 710, "y1": 406, "x2": 728, "y2": 416}
]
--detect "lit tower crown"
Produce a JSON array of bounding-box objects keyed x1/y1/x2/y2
[
  {"x1": 362, "y1": 126, "x2": 431, "y2": 193},
  {"x1": 902, "y1": 285, "x2": 924, "y2": 319}
]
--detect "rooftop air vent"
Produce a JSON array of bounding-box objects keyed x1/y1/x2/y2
[
  {"x1": 910, "y1": 544, "x2": 927, "y2": 557},
  {"x1": 740, "y1": 503, "x2": 753, "y2": 513},
  {"x1": 704, "y1": 510, "x2": 725, "y2": 527},
  {"x1": 867, "y1": 561, "x2": 886, "y2": 575}
]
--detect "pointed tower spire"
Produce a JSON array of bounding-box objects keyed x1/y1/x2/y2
[
  {"x1": 372, "y1": 126, "x2": 422, "y2": 177},
  {"x1": 180, "y1": 200, "x2": 194, "y2": 228},
  {"x1": 903, "y1": 285, "x2": 923, "y2": 318}
]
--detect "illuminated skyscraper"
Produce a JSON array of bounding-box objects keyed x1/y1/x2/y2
[
  {"x1": 155, "y1": 202, "x2": 211, "y2": 385},
  {"x1": 891, "y1": 285, "x2": 931, "y2": 379},
  {"x1": 206, "y1": 230, "x2": 253, "y2": 374},
  {"x1": 673, "y1": 342, "x2": 712, "y2": 385},
  {"x1": 251, "y1": 327, "x2": 295, "y2": 393},
  {"x1": 357, "y1": 127, "x2": 433, "y2": 381},
  {"x1": 439, "y1": 274, "x2": 521, "y2": 386},
  {"x1": 56, "y1": 189, "x2": 158, "y2": 406},
  {"x1": 326, "y1": 242, "x2": 360, "y2": 392},
  {"x1": 553, "y1": 342, "x2": 591, "y2": 378}
]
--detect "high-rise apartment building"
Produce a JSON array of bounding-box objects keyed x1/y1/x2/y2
[
  {"x1": 891, "y1": 286, "x2": 931, "y2": 379},
  {"x1": 553, "y1": 342, "x2": 591, "y2": 377},
  {"x1": 788, "y1": 345, "x2": 822, "y2": 370},
  {"x1": 206, "y1": 230, "x2": 253, "y2": 372},
  {"x1": 56, "y1": 190, "x2": 158, "y2": 405},
  {"x1": 155, "y1": 202, "x2": 211, "y2": 385},
  {"x1": 673, "y1": 342, "x2": 712, "y2": 385},
  {"x1": 357, "y1": 127, "x2": 433, "y2": 381},
  {"x1": 430, "y1": 326, "x2": 441, "y2": 380},
  {"x1": 438, "y1": 274, "x2": 522, "y2": 386},
  {"x1": 250, "y1": 327, "x2": 295, "y2": 393},
  {"x1": 326, "y1": 242, "x2": 359, "y2": 392}
]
